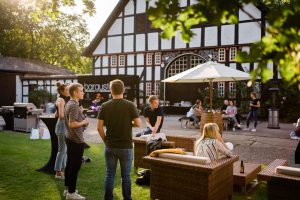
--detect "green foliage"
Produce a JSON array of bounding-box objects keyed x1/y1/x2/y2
[
  {"x1": 0, "y1": 0, "x2": 92, "y2": 74},
  {"x1": 28, "y1": 89, "x2": 51, "y2": 108},
  {"x1": 148, "y1": 0, "x2": 300, "y2": 88}
]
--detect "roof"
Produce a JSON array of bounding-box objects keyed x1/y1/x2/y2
[
  {"x1": 82, "y1": 0, "x2": 129, "y2": 57},
  {"x1": 0, "y1": 56, "x2": 75, "y2": 75}
]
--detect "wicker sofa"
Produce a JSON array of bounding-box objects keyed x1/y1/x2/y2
[
  {"x1": 133, "y1": 135, "x2": 197, "y2": 170},
  {"x1": 143, "y1": 154, "x2": 239, "y2": 200},
  {"x1": 257, "y1": 159, "x2": 300, "y2": 200}
]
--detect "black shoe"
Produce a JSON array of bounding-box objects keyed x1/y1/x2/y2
[{"x1": 135, "y1": 170, "x2": 150, "y2": 186}]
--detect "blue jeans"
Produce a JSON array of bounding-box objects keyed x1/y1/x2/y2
[
  {"x1": 54, "y1": 119, "x2": 67, "y2": 171},
  {"x1": 104, "y1": 147, "x2": 133, "y2": 200},
  {"x1": 246, "y1": 110, "x2": 259, "y2": 128}
]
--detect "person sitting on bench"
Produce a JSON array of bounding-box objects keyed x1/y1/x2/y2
[{"x1": 136, "y1": 95, "x2": 164, "y2": 137}]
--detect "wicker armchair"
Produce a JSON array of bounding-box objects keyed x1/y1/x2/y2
[
  {"x1": 133, "y1": 135, "x2": 197, "y2": 170},
  {"x1": 143, "y1": 155, "x2": 239, "y2": 200},
  {"x1": 257, "y1": 159, "x2": 300, "y2": 200}
]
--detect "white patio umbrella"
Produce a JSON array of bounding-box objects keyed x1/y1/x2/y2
[{"x1": 162, "y1": 61, "x2": 251, "y2": 111}]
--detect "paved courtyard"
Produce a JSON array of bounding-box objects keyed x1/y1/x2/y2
[{"x1": 83, "y1": 115, "x2": 300, "y2": 167}]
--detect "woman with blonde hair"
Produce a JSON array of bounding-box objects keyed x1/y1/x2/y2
[
  {"x1": 194, "y1": 123, "x2": 232, "y2": 162},
  {"x1": 54, "y1": 82, "x2": 69, "y2": 179}
]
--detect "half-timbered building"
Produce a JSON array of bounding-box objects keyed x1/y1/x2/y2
[{"x1": 84, "y1": 0, "x2": 278, "y2": 109}]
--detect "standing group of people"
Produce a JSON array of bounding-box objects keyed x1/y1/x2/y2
[{"x1": 54, "y1": 82, "x2": 89, "y2": 200}]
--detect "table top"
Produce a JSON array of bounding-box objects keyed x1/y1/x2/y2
[{"x1": 233, "y1": 162, "x2": 261, "y2": 177}]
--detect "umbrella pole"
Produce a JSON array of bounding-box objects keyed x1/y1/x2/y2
[{"x1": 209, "y1": 79, "x2": 212, "y2": 112}]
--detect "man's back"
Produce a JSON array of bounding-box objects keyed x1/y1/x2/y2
[{"x1": 98, "y1": 99, "x2": 138, "y2": 149}]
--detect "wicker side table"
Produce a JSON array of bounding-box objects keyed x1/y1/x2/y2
[{"x1": 233, "y1": 161, "x2": 261, "y2": 193}]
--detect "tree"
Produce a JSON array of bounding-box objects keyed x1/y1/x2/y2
[
  {"x1": 0, "y1": 0, "x2": 92, "y2": 74},
  {"x1": 147, "y1": 0, "x2": 300, "y2": 89}
]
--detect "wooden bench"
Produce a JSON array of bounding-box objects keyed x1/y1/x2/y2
[
  {"x1": 257, "y1": 159, "x2": 288, "y2": 182},
  {"x1": 233, "y1": 161, "x2": 261, "y2": 193}
]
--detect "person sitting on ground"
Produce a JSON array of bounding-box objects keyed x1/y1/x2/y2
[
  {"x1": 221, "y1": 99, "x2": 229, "y2": 114},
  {"x1": 136, "y1": 95, "x2": 163, "y2": 137},
  {"x1": 194, "y1": 123, "x2": 232, "y2": 162},
  {"x1": 225, "y1": 100, "x2": 241, "y2": 130}
]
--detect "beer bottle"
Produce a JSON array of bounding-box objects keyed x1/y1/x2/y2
[{"x1": 240, "y1": 160, "x2": 244, "y2": 173}]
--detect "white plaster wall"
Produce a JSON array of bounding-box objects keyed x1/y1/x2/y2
[
  {"x1": 239, "y1": 4, "x2": 261, "y2": 21},
  {"x1": 102, "y1": 56, "x2": 109, "y2": 67},
  {"x1": 146, "y1": 67, "x2": 152, "y2": 80},
  {"x1": 241, "y1": 46, "x2": 250, "y2": 54},
  {"x1": 108, "y1": 19, "x2": 122, "y2": 35},
  {"x1": 136, "y1": 34, "x2": 145, "y2": 51},
  {"x1": 148, "y1": 32, "x2": 159, "y2": 50},
  {"x1": 111, "y1": 68, "x2": 117, "y2": 75},
  {"x1": 119, "y1": 67, "x2": 125, "y2": 75},
  {"x1": 241, "y1": 63, "x2": 250, "y2": 73},
  {"x1": 239, "y1": 22, "x2": 261, "y2": 44},
  {"x1": 137, "y1": 67, "x2": 144, "y2": 76},
  {"x1": 95, "y1": 57, "x2": 101, "y2": 68},
  {"x1": 149, "y1": 0, "x2": 158, "y2": 8},
  {"x1": 127, "y1": 54, "x2": 135, "y2": 66},
  {"x1": 124, "y1": 17, "x2": 134, "y2": 34},
  {"x1": 155, "y1": 66, "x2": 161, "y2": 80},
  {"x1": 16, "y1": 75, "x2": 22, "y2": 103},
  {"x1": 124, "y1": 0, "x2": 134, "y2": 15},
  {"x1": 124, "y1": 35, "x2": 134, "y2": 52},
  {"x1": 161, "y1": 38, "x2": 172, "y2": 49},
  {"x1": 190, "y1": 0, "x2": 198, "y2": 5},
  {"x1": 137, "y1": 54, "x2": 144, "y2": 65},
  {"x1": 221, "y1": 25, "x2": 235, "y2": 45},
  {"x1": 205, "y1": 26, "x2": 218, "y2": 46},
  {"x1": 102, "y1": 68, "x2": 108, "y2": 75},
  {"x1": 119, "y1": 12, "x2": 122, "y2": 17},
  {"x1": 23, "y1": 97, "x2": 28, "y2": 103},
  {"x1": 108, "y1": 36, "x2": 122, "y2": 53},
  {"x1": 95, "y1": 69, "x2": 100, "y2": 75},
  {"x1": 189, "y1": 28, "x2": 201, "y2": 48},
  {"x1": 229, "y1": 63, "x2": 237, "y2": 70},
  {"x1": 175, "y1": 31, "x2": 186, "y2": 49},
  {"x1": 136, "y1": 0, "x2": 146, "y2": 14},
  {"x1": 94, "y1": 39, "x2": 106, "y2": 55},
  {"x1": 179, "y1": 0, "x2": 187, "y2": 7},
  {"x1": 127, "y1": 67, "x2": 134, "y2": 75}
]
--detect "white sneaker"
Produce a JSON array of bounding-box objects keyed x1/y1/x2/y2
[
  {"x1": 237, "y1": 124, "x2": 241, "y2": 128},
  {"x1": 232, "y1": 127, "x2": 235, "y2": 131},
  {"x1": 63, "y1": 190, "x2": 78, "y2": 197},
  {"x1": 243, "y1": 128, "x2": 250, "y2": 131},
  {"x1": 66, "y1": 192, "x2": 85, "y2": 200},
  {"x1": 251, "y1": 128, "x2": 256, "y2": 132}
]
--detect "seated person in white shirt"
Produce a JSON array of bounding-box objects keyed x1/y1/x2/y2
[
  {"x1": 194, "y1": 123, "x2": 232, "y2": 162},
  {"x1": 225, "y1": 100, "x2": 241, "y2": 129}
]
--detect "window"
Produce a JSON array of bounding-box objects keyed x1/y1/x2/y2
[
  {"x1": 146, "y1": 82, "x2": 152, "y2": 97},
  {"x1": 229, "y1": 47, "x2": 237, "y2": 61},
  {"x1": 229, "y1": 82, "x2": 236, "y2": 98},
  {"x1": 146, "y1": 53, "x2": 153, "y2": 65},
  {"x1": 218, "y1": 82, "x2": 225, "y2": 97},
  {"x1": 119, "y1": 55, "x2": 125, "y2": 66},
  {"x1": 167, "y1": 56, "x2": 188, "y2": 77},
  {"x1": 155, "y1": 52, "x2": 161, "y2": 65},
  {"x1": 154, "y1": 82, "x2": 160, "y2": 95},
  {"x1": 111, "y1": 55, "x2": 117, "y2": 67},
  {"x1": 218, "y1": 48, "x2": 226, "y2": 62},
  {"x1": 190, "y1": 55, "x2": 205, "y2": 68}
]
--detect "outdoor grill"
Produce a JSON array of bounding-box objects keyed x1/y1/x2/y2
[{"x1": 13, "y1": 103, "x2": 43, "y2": 132}]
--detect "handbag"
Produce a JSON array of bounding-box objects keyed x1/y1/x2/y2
[{"x1": 146, "y1": 138, "x2": 162, "y2": 154}]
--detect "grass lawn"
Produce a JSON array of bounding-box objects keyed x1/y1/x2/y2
[{"x1": 0, "y1": 131, "x2": 267, "y2": 200}]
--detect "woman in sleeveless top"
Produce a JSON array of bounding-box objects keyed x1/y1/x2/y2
[{"x1": 54, "y1": 82, "x2": 69, "y2": 179}]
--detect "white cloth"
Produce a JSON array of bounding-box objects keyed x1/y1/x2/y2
[{"x1": 140, "y1": 132, "x2": 167, "y2": 142}]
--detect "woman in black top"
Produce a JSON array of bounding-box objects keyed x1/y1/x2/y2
[{"x1": 243, "y1": 92, "x2": 260, "y2": 132}]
